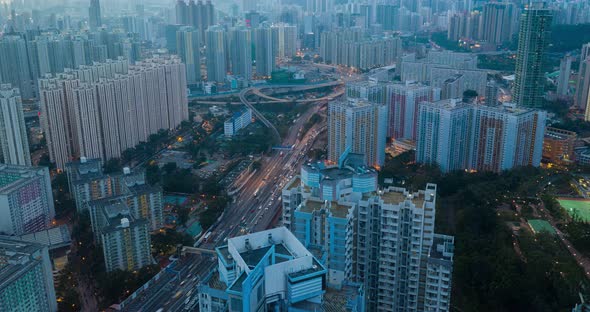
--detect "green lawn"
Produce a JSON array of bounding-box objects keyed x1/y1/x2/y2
[
  {"x1": 557, "y1": 199, "x2": 590, "y2": 222},
  {"x1": 528, "y1": 219, "x2": 557, "y2": 235}
]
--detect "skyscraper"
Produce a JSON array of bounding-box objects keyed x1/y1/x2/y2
[
  {"x1": 88, "y1": 0, "x2": 102, "y2": 29},
  {"x1": 0, "y1": 164, "x2": 55, "y2": 236},
  {"x1": 0, "y1": 236, "x2": 57, "y2": 312},
  {"x1": 0, "y1": 84, "x2": 31, "y2": 166},
  {"x1": 328, "y1": 99, "x2": 387, "y2": 168},
  {"x1": 513, "y1": 7, "x2": 552, "y2": 108},
  {"x1": 228, "y1": 27, "x2": 252, "y2": 79},
  {"x1": 205, "y1": 25, "x2": 227, "y2": 82},
  {"x1": 254, "y1": 24, "x2": 275, "y2": 77},
  {"x1": 176, "y1": 26, "x2": 201, "y2": 84}
]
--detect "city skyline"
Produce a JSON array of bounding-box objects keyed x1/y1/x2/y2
[{"x1": 1, "y1": 0, "x2": 590, "y2": 311}]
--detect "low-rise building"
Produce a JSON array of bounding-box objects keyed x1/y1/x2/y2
[
  {"x1": 224, "y1": 108, "x2": 253, "y2": 136},
  {"x1": 543, "y1": 127, "x2": 577, "y2": 166}
]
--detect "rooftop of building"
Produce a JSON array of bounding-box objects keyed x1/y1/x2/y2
[
  {"x1": 545, "y1": 127, "x2": 577, "y2": 140},
  {"x1": 303, "y1": 155, "x2": 376, "y2": 178},
  {"x1": 429, "y1": 234, "x2": 455, "y2": 267},
  {"x1": 92, "y1": 197, "x2": 148, "y2": 233},
  {"x1": 287, "y1": 258, "x2": 325, "y2": 280},
  {"x1": 0, "y1": 164, "x2": 47, "y2": 192},
  {"x1": 207, "y1": 271, "x2": 226, "y2": 291},
  {"x1": 300, "y1": 199, "x2": 325, "y2": 213},
  {"x1": 0, "y1": 236, "x2": 46, "y2": 291},
  {"x1": 17, "y1": 225, "x2": 71, "y2": 250},
  {"x1": 322, "y1": 283, "x2": 364, "y2": 312},
  {"x1": 227, "y1": 227, "x2": 312, "y2": 267},
  {"x1": 283, "y1": 176, "x2": 301, "y2": 191}
]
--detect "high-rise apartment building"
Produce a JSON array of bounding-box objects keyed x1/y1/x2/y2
[
  {"x1": 416, "y1": 100, "x2": 547, "y2": 173},
  {"x1": 481, "y1": 2, "x2": 517, "y2": 44},
  {"x1": 88, "y1": 0, "x2": 102, "y2": 29},
  {"x1": 0, "y1": 236, "x2": 57, "y2": 312},
  {"x1": 228, "y1": 27, "x2": 252, "y2": 79},
  {"x1": 346, "y1": 79, "x2": 388, "y2": 104},
  {"x1": 254, "y1": 24, "x2": 275, "y2": 77},
  {"x1": 557, "y1": 55, "x2": 573, "y2": 97},
  {"x1": 320, "y1": 29, "x2": 401, "y2": 70},
  {"x1": 513, "y1": 7, "x2": 552, "y2": 108},
  {"x1": 578, "y1": 44, "x2": 590, "y2": 113},
  {"x1": 387, "y1": 82, "x2": 433, "y2": 140},
  {"x1": 198, "y1": 227, "x2": 328, "y2": 311},
  {"x1": 283, "y1": 163, "x2": 454, "y2": 312},
  {"x1": 0, "y1": 35, "x2": 34, "y2": 99},
  {"x1": 328, "y1": 99, "x2": 387, "y2": 168},
  {"x1": 205, "y1": 25, "x2": 227, "y2": 82},
  {"x1": 39, "y1": 56, "x2": 188, "y2": 170},
  {"x1": 176, "y1": 0, "x2": 216, "y2": 39},
  {"x1": 271, "y1": 23, "x2": 297, "y2": 59},
  {"x1": 0, "y1": 84, "x2": 31, "y2": 166},
  {"x1": 415, "y1": 99, "x2": 473, "y2": 172},
  {"x1": 66, "y1": 158, "x2": 163, "y2": 232},
  {"x1": 0, "y1": 165, "x2": 55, "y2": 236},
  {"x1": 176, "y1": 26, "x2": 201, "y2": 84},
  {"x1": 91, "y1": 199, "x2": 152, "y2": 272}
]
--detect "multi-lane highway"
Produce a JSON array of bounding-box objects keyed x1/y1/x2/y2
[{"x1": 121, "y1": 84, "x2": 334, "y2": 312}]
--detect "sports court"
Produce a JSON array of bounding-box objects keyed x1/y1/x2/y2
[
  {"x1": 557, "y1": 198, "x2": 590, "y2": 222},
  {"x1": 527, "y1": 219, "x2": 556, "y2": 235}
]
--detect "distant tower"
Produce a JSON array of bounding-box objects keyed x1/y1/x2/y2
[
  {"x1": 513, "y1": 6, "x2": 552, "y2": 108},
  {"x1": 576, "y1": 43, "x2": 590, "y2": 109},
  {"x1": 229, "y1": 27, "x2": 252, "y2": 79},
  {"x1": 177, "y1": 26, "x2": 201, "y2": 84},
  {"x1": 557, "y1": 55, "x2": 573, "y2": 97},
  {"x1": 205, "y1": 25, "x2": 227, "y2": 83},
  {"x1": 89, "y1": 0, "x2": 102, "y2": 29},
  {"x1": 0, "y1": 84, "x2": 31, "y2": 166}
]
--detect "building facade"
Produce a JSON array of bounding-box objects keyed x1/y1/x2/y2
[
  {"x1": 39, "y1": 56, "x2": 188, "y2": 170},
  {"x1": 176, "y1": 26, "x2": 202, "y2": 84},
  {"x1": 0, "y1": 84, "x2": 31, "y2": 166},
  {"x1": 66, "y1": 158, "x2": 163, "y2": 232},
  {"x1": 0, "y1": 165, "x2": 55, "y2": 236},
  {"x1": 224, "y1": 108, "x2": 253, "y2": 136},
  {"x1": 205, "y1": 25, "x2": 227, "y2": 83},
  {"x1": 387, "y1": 82, "x2": 433, "y2": 140},
  {"x1": 0, "y1": 236, "x2": 57, "y2": 312},
  {"x1": 92, "y1": 200, "x2": 152, "y2": 272},
  {"x1": 416, "y1": 100, "x2": 547, "y2": 173},
  {"x1": 283, "y1": 169, "x2": 454, "y2": 312},
  {"x1": 543, "y1": 127, "x2": 576, "y2": 166},
  {"x1": 328, "y1": 99, "x2": 387, "y2": 168}
]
